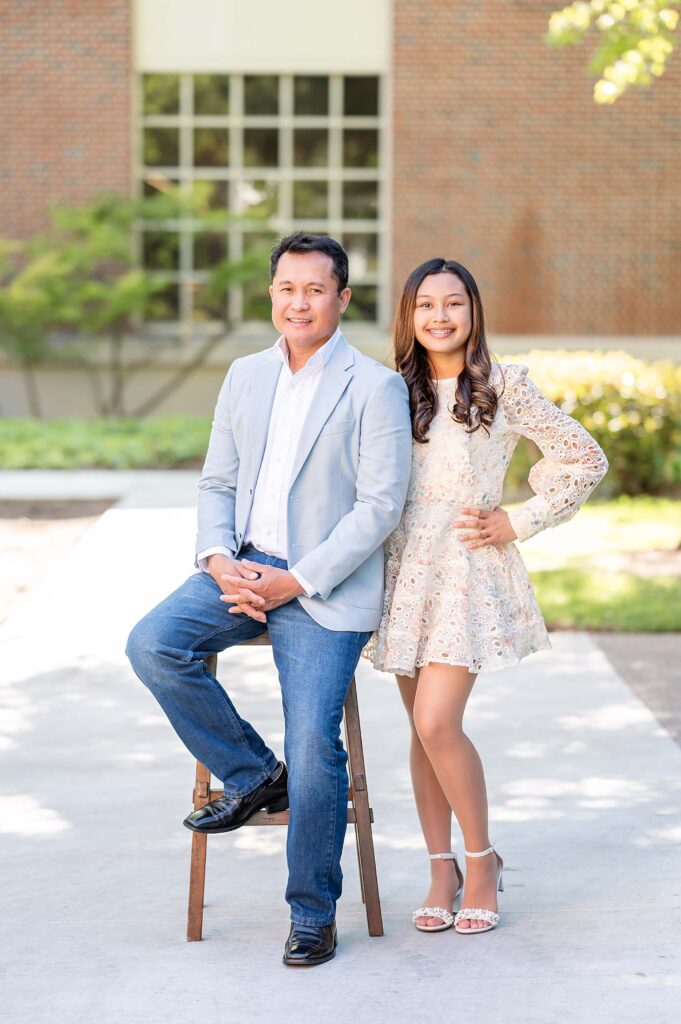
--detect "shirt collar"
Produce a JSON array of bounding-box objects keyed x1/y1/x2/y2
[{"x1": 274, "y1": 326, "x2": 342, "y2": 371}]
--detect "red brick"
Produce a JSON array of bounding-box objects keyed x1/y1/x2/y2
[
  {"x1": 392, "y1": 1, "x2": 681, "y2": 335},
  {"x1": 0, "y1": 0, "x2": 131, "y2": 239}
]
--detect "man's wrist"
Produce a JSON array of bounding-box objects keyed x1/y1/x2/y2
[
  {"x1": 289, "y1": 567, "x2": 315, "y2": 598},
  {"x1": 198, "y1": 547, "x2": 235, "y2": 574},
  {"x1": 287, "y1": 571, "x2": 305, "y2": 597}
]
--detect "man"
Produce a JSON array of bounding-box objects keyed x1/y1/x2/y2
[{"x1": 126, "y1": 232, "x2": 411, "y2": 966}]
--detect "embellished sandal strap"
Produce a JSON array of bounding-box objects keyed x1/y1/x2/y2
[
  {"x1": 429, "y1": 852, "x2": 458, "y2": 860},
  {"x1": 412, "y1": 906, "x2": 454, "y2": 925},
  {"x1": 463, "y1": 844, "x2": 495, "y2": 858},
  {"x1": 454, "y1": 907, "x2": 500, "y2": 926}
]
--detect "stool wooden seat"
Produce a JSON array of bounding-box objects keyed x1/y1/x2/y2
[{"x1": 187, "y1": 635, "x2": 383, "y2": 940}]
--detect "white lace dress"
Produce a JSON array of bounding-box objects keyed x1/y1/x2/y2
[{"x1": 365, "y1": 363, "x2": 608, "y2": 676}]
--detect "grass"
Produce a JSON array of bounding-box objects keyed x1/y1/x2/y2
[
  {"x1": 533, "y1": 570, "x2": 681, "y2": 631},
  {"x1": 0, "y1": 417, "x2": 211, "y2": 469},
  {"x1": 518, "y1": 497, "x2": 681, "y2": 631}
]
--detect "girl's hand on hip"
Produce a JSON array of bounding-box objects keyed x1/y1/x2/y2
[{"x1": 453, "y1": 506, "x2": 517, "y2": 549}]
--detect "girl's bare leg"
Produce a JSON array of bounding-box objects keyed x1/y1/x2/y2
[
  {"x1": 412, "y1": 663, "x2": 501, "y2": 931},
  {"x1": 397, "y1": 672, "x2": 462, "y2": 927}
]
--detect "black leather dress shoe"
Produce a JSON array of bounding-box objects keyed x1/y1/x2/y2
[
  {"x1": 183, "y1": 762, "x2": 288, "y2": 834},
  {"x1": 282, "y1": 921, "x2": 337, "y2": 967}
]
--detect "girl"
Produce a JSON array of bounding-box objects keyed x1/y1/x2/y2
[{"x1": 366, "y1": 258, "x2": 607, "y2": 934}]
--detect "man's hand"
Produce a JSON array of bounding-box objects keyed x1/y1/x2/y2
[
  {"x1": 453, "y1": 506, "x2": 518, "y2": 549},
  {"x1": 220, "y1": 560, "x2": 305, "y2": 623},
  {"x1": 207, "y1": 553, "x2": 261, "y2": 595}
]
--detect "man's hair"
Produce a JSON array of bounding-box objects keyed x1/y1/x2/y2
[{"x1": 270, "y1": 232, "x2": 349, "y2": 292}]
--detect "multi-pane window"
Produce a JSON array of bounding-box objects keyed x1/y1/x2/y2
[{"x1": 137, "y1": 73, "x2": 386, "y2": 326}]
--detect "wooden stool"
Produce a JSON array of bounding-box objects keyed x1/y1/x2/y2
[{"x1": 187, "y1": 635, "x2": 383, "y2": 940}]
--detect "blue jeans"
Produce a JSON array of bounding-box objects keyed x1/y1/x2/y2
[{"x1": 126, "y1": 547, "x2": 371, "y2": 926}]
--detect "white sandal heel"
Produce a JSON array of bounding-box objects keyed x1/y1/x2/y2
[
  {"x1": 454, "y1": 844, "x2": 504, "y2": 934},
  {"x1": 412, "y1": 852, "x2": 464, "y2": 932}
]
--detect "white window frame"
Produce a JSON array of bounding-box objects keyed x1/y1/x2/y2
[{"x1": 134, "y1": 72, "x2": 389, "y2": 330}]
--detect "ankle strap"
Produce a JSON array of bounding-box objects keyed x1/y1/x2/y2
[
  {"x1": 429, "y1": 852, "x2": 457, "y2": 860},
  {"x1": 464, "y1": 844, "x2": 495, "y2": 858}
]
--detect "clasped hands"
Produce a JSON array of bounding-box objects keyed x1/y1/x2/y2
[
  {"x1": 208, "y1": 553, "x2": 304, "y2": 624},
  {"x1": 453, "y1": 506, "x2": 517, "y2": 549}
]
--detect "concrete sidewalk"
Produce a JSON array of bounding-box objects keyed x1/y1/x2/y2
[{"x1": 1, "y1": 473, "x2": 680, "y2": 1023}]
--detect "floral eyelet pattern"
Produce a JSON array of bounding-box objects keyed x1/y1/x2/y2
[{"x1": 364, "y1": 364, "x2": 608, "y2": 677}]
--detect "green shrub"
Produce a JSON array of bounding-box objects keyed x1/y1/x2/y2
[
  {"x1": 0, "y1": 351, "x2": 679, "y2": 492},
  {"x1": 500, "y1": 351, "x2": 681, "y2": 497},
  {"x1": 0, "y1": 417, "x2": 211, "y2": 469}
]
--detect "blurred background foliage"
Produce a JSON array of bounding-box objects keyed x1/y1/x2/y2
[
  {"x1": 547, "y1": 0, "x2": 680, "y2": 102},
  {"x1": 1, "y1": 351, "x2": 679, "y2": 499},
  {"x1": 500, "y1": 351, "x2": 681, "y2": 497},
  {"x1": 0, "y1": 190, "x2": 267, "y2": 418}
]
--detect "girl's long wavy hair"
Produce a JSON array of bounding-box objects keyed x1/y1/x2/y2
[{"x1": 393, "y1": 258, "x2": 500, "y2": 443}]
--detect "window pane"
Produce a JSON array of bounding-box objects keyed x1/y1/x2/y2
[
  {"x1": 244, "y1": 128, "x2": 279, "y2": 167},
  {"x1": 344, "y1": 76, "x2": 379, "y2": 116},
  {"x1": 192, "y1": 283, "x2": 227, "y2": 322},
  {"x1": 235, "y1": 180, "x2": 278, "y2": 217},
  {"x1": 194, "y1": 74, "x2": 230, "y2": 115},
  {"x1": 293, "y1": 181, "x2": 328, "y2": 219},
  {"x1": 143, "y1": 127, "x2": 179, "y2": 166},
  {"x1": 294, "y1": 128, "x2": 328, "y2": 167},
  {"x1": 343, "y1": 129, "x2": 379, "y2": 168},
  {"x1": 147, "y1": 283, "x2": 180, "y2": 321},
  {"x1": 193, "y1": 233, "x2": 227, "y2": 270},
  {"x1": 345, "y1": 285, "x2": 377, "y2": 321},
  {"x1": 344, "y1": 233, "x2": 378, "y2": 274},
  {"x1": 143, "y1": 74, "x2": 180, "y2": 115},
  {"x1": 343, "y1": 181, "x2": 379, "y2": 219},
  {"x1": 242, "y1": 282, "x2": 273, "y2": 321},
  {"x1": 142, "y1": 175, "x2": 179, "y2": 198},
  {"x1": 244, "y1": 75, "x2": 279, "y2": 115},
  {"x1": 193, "y1": 128, "x2": 229, "y2": 166},
  {"x1": 294, "y1": 76, "x2": 329, "y2": 115},
  {"x1": 190, "y1": 180, "x2": 229, "y2": 211},
  {"x1": 243, "y1": 231, "x2": 277, "y2": 258},
  {"x1": 142, "y1": 232, "x2": 180, "y2": 271}
]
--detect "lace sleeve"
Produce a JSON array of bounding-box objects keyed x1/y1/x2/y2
[{"x1": 501, "y1": 364, "x2": 608, "y2": 542}]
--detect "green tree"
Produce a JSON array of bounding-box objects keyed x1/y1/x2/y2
[
  {"x1": 0, "y1": 242, "x2": 72, "y2": 417},
  {"x1": 547, "y1": 1, "x2": 679, "y2": 102},
  {"x1": 0, "y1": 188, "x2": 268, "y2": 417}
]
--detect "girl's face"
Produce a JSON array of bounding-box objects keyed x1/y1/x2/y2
[{"x1": 413, "y1": 272, "x2": 472, "y2": 363}]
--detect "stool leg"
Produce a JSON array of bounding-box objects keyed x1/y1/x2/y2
[
  {"x1": 343, "y1": 676, "x2": 384, "y2": 937},
  {"x1": 187, "y1": 654, "x2": 219, "y2": 940},
  {"x1": 187, "y1": 759, "x2": 211, "y2": 941}
]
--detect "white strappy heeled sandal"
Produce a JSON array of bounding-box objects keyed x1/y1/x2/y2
[
  {"x1": 454, "y1": 844, "x2": 504, "y2": 934},
  {"x1": 412, "y1": 852, "x2": 464, "y2": 932}
]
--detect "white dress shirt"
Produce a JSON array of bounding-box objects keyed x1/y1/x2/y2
[{"x1": 197, "y1": 327, "x2": 342, "y2": 597}]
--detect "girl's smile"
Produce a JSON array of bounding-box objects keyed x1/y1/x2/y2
[{"x1": 413, "y1": 271, "x2": 472, "y2": 376}]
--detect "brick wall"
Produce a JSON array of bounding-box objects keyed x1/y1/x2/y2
[
  {"x1": 0, "y1": 0, "x2": 132, "y2": 240},
  {"x1": 393, "y1": 1, "x2": 681, "y2": 335}
]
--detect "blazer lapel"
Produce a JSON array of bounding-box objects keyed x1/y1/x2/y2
[
  {"x1": 247, "y1": 349, "x2": 283, "y2": 477},
  {"x1": 288, "y1": 335, "x2": 355, "y2": 486}
]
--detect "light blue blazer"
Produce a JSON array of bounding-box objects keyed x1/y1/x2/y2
[{"x1": 196, "y1": 333, "x2": 412, "y2": 631}]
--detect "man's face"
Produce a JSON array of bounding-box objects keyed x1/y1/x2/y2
[{"x1": 270, "y1": 251, "x2": 351, "y2": 349}]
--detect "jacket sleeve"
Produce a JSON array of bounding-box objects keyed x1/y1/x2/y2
[
  {"x1": 290, "y1": 372, "x2": 412, "y2": 599},
  {"x1": 195, "y1": 362, "x2": 239, "y2": 562},
  {"x1": 502, "y1": 364, "x2": 608, "y2": 543}
]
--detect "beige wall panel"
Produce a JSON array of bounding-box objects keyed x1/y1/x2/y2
[
  {"x1": 135, "y1": 0, "x2": 390, "y2": 72},
  {"x1": 3, "y1": 336, "x2": 679, "y2": 418}
]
